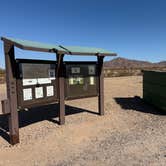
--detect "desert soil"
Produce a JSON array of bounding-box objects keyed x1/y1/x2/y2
[{"x1": 0, "y1": 76, "x2": 166, "y2": 166}]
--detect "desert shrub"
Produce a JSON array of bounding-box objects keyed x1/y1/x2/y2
[{"x1": 103, "y1": 68, "x2": 166, "y2": 77}]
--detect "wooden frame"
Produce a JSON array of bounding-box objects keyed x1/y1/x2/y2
[
  {"x1": 98, "y1": 56, "x2": 104, "y2": 115},
  {"x1": 16, "y1": 59, "x2": 58, "y2": 109},
  {"x1": 56, "y1": 54, "x2": 65, "y2": 125},
  {"x1": 64, "y1": 62, "x2": 98, "y2": 100},
  {"x1": 4, "y1": 43, "x2": 19, "y2": 145},
  {"x1": 1, "y1": 38, "x2": 117, "y2": 145}
]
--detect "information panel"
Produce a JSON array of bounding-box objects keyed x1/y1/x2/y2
[
  {"x1": 65, "y1": 62, "x2": 98, "y2": 99},
  {"x1": 16, "y1": 59, "x2": 57, "y2": 108}
]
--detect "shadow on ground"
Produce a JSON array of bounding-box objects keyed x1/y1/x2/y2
[
  {"x1": 0, "y1": 104, "x2": 98, "y2": 143},
  {"x1": 114, "y1": 96, "x2": 166, "y2": 115}
]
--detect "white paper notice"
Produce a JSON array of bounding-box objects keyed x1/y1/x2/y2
[
  {"x1": 23, "y1": 88, "x2": 32, "y2": 101},
  {"x1": 69, "y1": 78, "x2": 74, "y2": 85},
  {"x1": 47, "y1": 86, "x2": 54, "y2": 97},
  {"x1": 35, "y1": 87, "x2": 43, "y2": 99},
  {"x1": 71, "y1": 67, "x2": 80, "y2": 74},
  {"x1": 37, "y1": 78, "x2": 51, "y2": 84},
  {"x1": 23, "y1": 79, "x2": 37, "y2": 86},
  {"x1": 88, "y1": 66, "x2": 95, "y2": 75},
  {"x1": 23, "y1": 78, "x2": 56, "y2": 86},
  {"x1": 90, "y1": 76, "x2": 95, "y2": 85}
]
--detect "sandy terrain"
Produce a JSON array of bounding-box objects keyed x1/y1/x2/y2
[{"x1": 0, "y1": 76, "x2": 166, "y2": 166}]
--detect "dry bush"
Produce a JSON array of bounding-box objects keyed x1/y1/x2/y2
[{"x1": 104, "y1": 67, "x2": 166, "y2": 77}]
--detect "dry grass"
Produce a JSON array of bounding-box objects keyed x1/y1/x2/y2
[
  {"x1": 0, "y1": 76, "x2": 165, "y2": 166},
  {"x1": 104, "y1": 67, "x2": 166, "y2": 77}
]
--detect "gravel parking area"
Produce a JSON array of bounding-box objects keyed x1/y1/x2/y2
[{"x1": 0, "y1": 76, "x2": 165, "y2": 166}]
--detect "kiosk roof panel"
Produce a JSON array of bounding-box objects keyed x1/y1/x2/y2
[{"x1": 1, "y1": 37, "x2": 117, "y2": 56}]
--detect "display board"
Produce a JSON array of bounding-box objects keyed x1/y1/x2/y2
[
  {"x1": 16, "y1": 60, "x2": 98, "y2": 108},
  {"x1": 64, "y1": 62, "x2": 98, "y2": 99},
  {"x1": 16, "y1": 59, "x2": 57, "y2": 108},
  {"x1": 1, "y1": 36, "x2": 115, "y2": 145}
]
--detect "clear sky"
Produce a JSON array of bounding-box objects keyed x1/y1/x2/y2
[{"x1": 0, "y1": 0, "x2": 166, "y2": 68}]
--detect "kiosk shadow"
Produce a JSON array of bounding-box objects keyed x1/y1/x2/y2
[
  {"x1": 0, "y1": 104, "x2": 98, "y2": 143},
  {"x1": 114, "y1": 96, "x2": 166, "y2": 115}
]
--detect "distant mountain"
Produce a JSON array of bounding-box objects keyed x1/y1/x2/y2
[
  {"x1": 104, "y1": 57, "x2": 166, "y2": 69},
  {"x1": 157, "y1": 61, "x2": 166, "y2": 67}
]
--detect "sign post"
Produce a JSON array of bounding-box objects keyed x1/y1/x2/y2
[
  {"x1": 56, "y1": 54, "x2": 65, "y2": 125},
  {"x1": 98, "y1": 56, "x2": 104, "y2": 116},
  {"x1": 4, "y1": 43, "x2": 19, "y2": 145}
]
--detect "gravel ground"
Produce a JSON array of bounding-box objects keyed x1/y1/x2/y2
[{"x1": 0, "y1": 76, "x2": 166, "y2": 166}]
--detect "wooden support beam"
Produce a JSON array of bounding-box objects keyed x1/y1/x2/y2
[
  {"x1": 97, "y1": 56, "x2": 104, "y2": 116},
  {"x1": 4, "y1": 43, "x2": 19, "y2": 145},
  {"x1": 56, "y1": 54, "x2": 65, "y2": 125}
]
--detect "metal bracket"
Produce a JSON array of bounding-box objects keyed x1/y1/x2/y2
[{"x1": 1, "y1": 99, "x2": 10, "y2": 114}]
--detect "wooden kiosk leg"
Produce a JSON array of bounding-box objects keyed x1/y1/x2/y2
[
  {"x1": 56, "y1": 54, "x2": 65, "y2": 125},
  {"x1": 4, "y1": 43, "x2": 19, "y2": 145},
  {"x1": 98, "y1": 56, "x2": 104, "y2": 116}
]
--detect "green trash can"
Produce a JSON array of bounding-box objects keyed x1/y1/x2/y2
[{"x1": 143, "y1": 70, "x2": 166, "y2": 111}]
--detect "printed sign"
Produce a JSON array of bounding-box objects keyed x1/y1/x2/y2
[
  {"x1": 35, "y1": 87, "x2": 44, "y2": 99},
  {"x1": 37, "y1": 78, "x2": 52, "y2": 84},
  {"x1": 88, "y1": 66, "x2": 95, "y2": 75},
  {"x1": 49, "y1": 69, "x2": 55, "y2": 78},
  {"x1": 23, "y1": 88, "x2": 32, "y2": 101},
  {"x1": 69, "y1": 77, "x2": 84, "y2": 85},
  {"x1": 23, "y1": 79, "x2": 37, "y2": 86},
  {"x1": 23, "y1": 78, "x2": 56, "y2": 86},
  {"x1": 47, "y1": 86, "x2": 54, "y2": 97},
  {"x1": 71, "y1": 67, "x2": 80, "y2": 74},
  {"x1": 90, "y1": 76, "x2": 95, "y2": 85},
  {"x1": 69, "y1": 78, "x2": 74, "y2": 85}
]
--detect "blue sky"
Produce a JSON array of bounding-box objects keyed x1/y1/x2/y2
[{"x1": 0, "y1": 0, "x2": 166, "y2": 68}]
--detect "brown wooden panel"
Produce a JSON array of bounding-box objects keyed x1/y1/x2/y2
[
  {"x1": 56, "y1": 54, "x2": 65, "y2": 125},
  {"x1": 64, "y1": 62, "x2": 98, "y2": 99},
  {"x1": 16, "y1": 60, "x2": 58, "y2": 109},
  {"x1": 17, "y1": 80, "x2": 58, "y2": 109},
  {"x1": 98, "y1": 56, "x2": 104, "y2": 115},
  {"x1": 65, "y1": 77, "x2": 98, "y2": 99},
  {"x1": 4, "y1": 43, "x2": 20, "y2": 145}
]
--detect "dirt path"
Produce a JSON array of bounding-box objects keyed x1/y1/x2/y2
[{"x1": 0, "y1": 76, "x2": 166, "y2": 166}]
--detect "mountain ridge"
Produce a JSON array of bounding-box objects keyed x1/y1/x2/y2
[{"x1": 104, "y1": 57, "x2": 166, "y2": 69}]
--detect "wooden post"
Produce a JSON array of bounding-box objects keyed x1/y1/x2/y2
[
  {"x1": 97, "y1": 56, "x2": 104, "y2": 115},
  {"x1": 4, "y1": 43, "x2": 19, "y2": 145},
  {"x1": 56, "y1": 54, "x2": 65, "y2": 125}
]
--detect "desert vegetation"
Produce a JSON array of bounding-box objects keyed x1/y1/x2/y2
[
  {"x1": 0, "y1": 57, "x2": 166, "y2": 84},
  {"x1": 104, "y1": 67, "x2": 166, "y2": 77},
  {"x1": 104, "y1": 57, "x2": 166, "y2": 77}
]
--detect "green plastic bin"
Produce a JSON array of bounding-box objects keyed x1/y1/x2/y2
[{"x1": 143, "y1": 70, "x2": 166, "y2": 111}]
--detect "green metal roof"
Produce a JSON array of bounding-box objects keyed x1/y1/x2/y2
[
  {"x1": 60, "y1": 45, "x2": 113, "y2": 55},
  {"x1": 1, "y1": 37, "x2": 117, "y2": 56}
]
